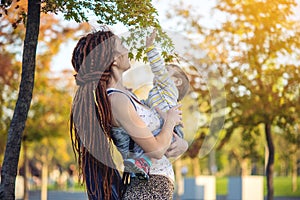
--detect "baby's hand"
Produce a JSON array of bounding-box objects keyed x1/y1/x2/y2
[{"x1": 146, "y1": 29, "x2": 157, "y2": 48}]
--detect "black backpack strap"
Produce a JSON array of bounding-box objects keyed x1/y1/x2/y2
[
  {"x1": 129, "y1": 138, "x2": 135, "y2": 152},
  {"x1": 121, "y1": 138, "x2": 135, "y2": 197}
]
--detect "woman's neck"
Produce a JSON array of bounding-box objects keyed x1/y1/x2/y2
[
  {"x1": 107, "y1": 81, "x2": 125, "y2": 90},
  {"x1": 107, "y1": 71, "x2": 126, "y2": 90}
]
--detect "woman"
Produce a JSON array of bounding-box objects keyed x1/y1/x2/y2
[{"x1": 70, "y1": 27, "x2": 188, "y2": 200}]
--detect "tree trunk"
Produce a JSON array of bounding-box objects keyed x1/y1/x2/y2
[
  {"x1": 291, "y1": 151, "x2": 297, "y2": 192},
  {"x1": 265, "y1": 123, "x2": 274, "y2": 200},
  {"x1": 174, "y1": 159, "x2": 183, "y2": 200},
  {"x1": 41, "y1": 153, "x2": 48, "y2": 200},
  {"x1": 0, "y1": 0, "x2": 41, "y2": 199},
  {"x1": 192, "y1": 157, "x2": 200, "y2": 176},
  {"x1": 241, "y1": 159, "x2": 249, "y2": 176}
]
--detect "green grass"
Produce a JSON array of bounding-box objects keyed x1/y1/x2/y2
[
  {"x1": 216, "y1": 177, "x2": 228, "y2": 195},
  {"x1": 47, "y1": 182, "x2": 85, "y2": 192},
  {"x1": 46, "y1": 176, "x2": 300, "y2": 197},
  {"x1": 270, "y1": 177, "x2": 300, "y2": 197},
  {"x1": 216, "y1": 176, "x2": 300, "y2": 197}
]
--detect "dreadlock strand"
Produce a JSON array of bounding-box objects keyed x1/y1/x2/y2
[
  {"x1": 95, "y1": 84, "x2": 111, "y2": 136},
  {"x1": 71, "y1": 29, "x2": 122, "y2": 200}
]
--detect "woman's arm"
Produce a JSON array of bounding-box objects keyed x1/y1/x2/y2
[
  {"x1": 109, "y1": 92, "x2": 182, "y2": 159},
  {"x1": 165, "y1": 134, "x2": 188, "y2": 158}
]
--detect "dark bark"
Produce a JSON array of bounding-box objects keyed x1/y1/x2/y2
[
  {"x1": 265, "y1": 123, "x2": 274, "y2": 200},
  {"x1": 0, "y1": 0, "x2": 41, "y2": 199}
]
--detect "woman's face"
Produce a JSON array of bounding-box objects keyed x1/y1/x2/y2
[{"x1": 114, "y1": 37, "x2": 131, "y2": 71}]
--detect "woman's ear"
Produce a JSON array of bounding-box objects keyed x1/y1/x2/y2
[{"x1": 174, "y1": 78, "x2": 183, "y2": 86}]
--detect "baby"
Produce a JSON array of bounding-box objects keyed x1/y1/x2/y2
[{"x1": 123, "y1": 30, "x2": 189, "y2": 180}]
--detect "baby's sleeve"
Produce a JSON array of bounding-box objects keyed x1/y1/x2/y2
[{"x1": 146, "y1": 46, "x2": 178, "y2": 99}]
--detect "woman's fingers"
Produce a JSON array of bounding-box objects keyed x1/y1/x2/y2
[
  {"x1": 171, "y1": 104, "x2": 183, "y2": 125},
  {"x1": 155, "y1": 104, "x2": 183, "y2": 126},
  {"x1": 173, "y1": 104, "x2": 182, "y2": 110},
  {"x1": 173, "y1": 132, "x2": 180, "y2": 139},
  {"x1": 166, "y1": 135, "x2": 188, "y2": 158},
  {"x1": 155, "y1": 107, "x2": 165, "y2": 118}
]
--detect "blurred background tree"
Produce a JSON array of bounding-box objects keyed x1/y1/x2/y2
[
  {"x1": 0, "y1": 0, "x2": 165, "y2": 199},
  {"x1": 0, "y1": 0, "x2": 299, "y2": 199},
  {"x1": 0, "y1": 1, "x2": 86, "y2": 199},
  {"x1": 168, "y1": 0, "x2": 300, "y2": 199}
]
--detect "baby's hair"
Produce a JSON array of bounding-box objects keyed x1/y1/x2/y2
[{"x1": 166, "y1": 64, "x2": 190, "y2": 101}]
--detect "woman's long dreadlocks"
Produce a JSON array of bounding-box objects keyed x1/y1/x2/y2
[{"x1": 70, "y1": 30, "x2": 122, "y2": 200}]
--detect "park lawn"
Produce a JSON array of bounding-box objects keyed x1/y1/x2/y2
[
  {"x1": 216, "y1": 176, "x2": 300, "y2": 197},
  {"x1": 48, "y1": 176, "x2": 300, "y2": 197},
  {"x1": 48, "y1": 182, "x2": 86, "y2": 191},
  {"x1": 216, "y1": 177, "x2": 228, "y2": 195},
  {"x1": 268, "y1": 176, "x2": 300, "y2": 197}
]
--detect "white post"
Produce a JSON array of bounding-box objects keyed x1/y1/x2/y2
[
  {"x1": 181, "y1": 176, "x2": 216, "y2": 200},
  {"x1": 228, "y1": 176, "x2": 264, "y2": 200},
  {"x1": 15, "y1": 175, "x2": 24, "y2": 200}
]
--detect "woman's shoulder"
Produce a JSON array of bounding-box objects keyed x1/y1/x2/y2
[
  {"x1": 108, "y1": 89, "x2": 135, "y2": 107},
  {"x1": 107, "y1": 88, "x2": 144, "y2": 112}
]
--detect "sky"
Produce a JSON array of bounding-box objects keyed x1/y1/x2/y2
[
  {"x1": 51, "y1": 0, "x2": 300, "y2": 73},
  {"x1": 50, "y1": 0, "x2": 216, "y2": 72}
]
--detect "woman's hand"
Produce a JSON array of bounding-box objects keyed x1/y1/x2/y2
[
  {"x1": 156, "y1": 104, "x2": 182, "y2": 127},
  {"x1": 146, "y1": 29, "x2": 157, "y2": 48},
  {"x1": 165, "y1": 133, "x2": 188, "y2": 158}
]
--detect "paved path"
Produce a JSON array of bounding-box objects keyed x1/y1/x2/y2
[
  {"x1": 27, "y1": 191, "x2": 299, "y2": 200},
  {"x1": 217, "y1": 195, "x2": 300, "y2": 200},
  {"x1": 28, "y1": 191, "x2": 88, "y2": 200}
]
